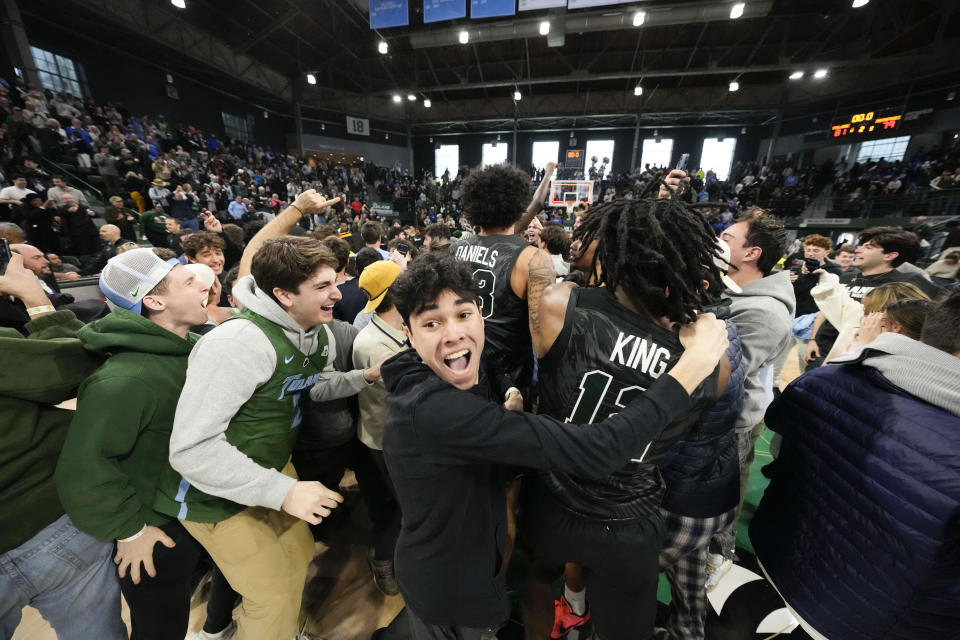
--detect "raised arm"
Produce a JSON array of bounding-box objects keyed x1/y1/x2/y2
[
  {"x1": 238, "y1": 189, "x2": 341, "y2": 278},
  {"x1": 516, "y1": 161, "x2": 557, "y2": 233}
]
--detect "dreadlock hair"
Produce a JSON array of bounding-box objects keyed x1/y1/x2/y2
[{"x1": 573, "y1": 196, "x2": 723, "y2": 324}]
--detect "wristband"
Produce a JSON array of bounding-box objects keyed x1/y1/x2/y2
[
  {"x1": 290, "y1": 203, "x2": 304, "y2": 217},
  {"x1": 118, "y1": 525, "x2": 147, "y2": 543},
  {"x1": 505, "y1": 387, "x2": 521, "y2": 400},
  {"x1": 26, "y1": 305, "x2": 56, "y2": 317}
]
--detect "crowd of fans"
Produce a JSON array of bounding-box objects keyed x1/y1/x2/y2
[{"x1": 2, "y1": 76, "x2": 959, "y2": 640}]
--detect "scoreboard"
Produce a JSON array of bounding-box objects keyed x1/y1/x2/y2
[
  {"x1": 565, "y1": 149, "x2": 584, "y2": 168},
  {"x1": 831, "y1": 108, "x2": 902, "y2": 139}
]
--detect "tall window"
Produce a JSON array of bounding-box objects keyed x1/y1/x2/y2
[
  {"x1": 435, "y1": 144, "x2": 460, "y2": 180},
  {"x1": 856, "y1": 136, "x2": 910, "y2": 163},
  {"x1": 585, "y1": 139, "x2": 615, "y2": 179},
  {"x1": 640, "y1": 138, "x2": 674, "y2": 170},
  {"x1": 482, "y1": 142, "x2": 509, "y2": 167},
  {"x1": 30, "y1": 46, "x2": 83, "y2": 97},
  {"x1": 700, "y1": 137, "x2": 737, "y2": 181},
  {"x1": 531, "y1": 140, "x2": 560, "y2": 171},
  {"x1": 221, "y1": 112, "x2": 253, "y2": 143}
]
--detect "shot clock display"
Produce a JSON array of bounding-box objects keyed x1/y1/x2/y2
[
  {"x1": 565, "y1": 149, "x2": 584, "y2": 168},
  {"x1": 831, "y1": 108, "x2": 902, "y2": 138}
]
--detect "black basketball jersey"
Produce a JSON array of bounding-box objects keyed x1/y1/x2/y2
[
  {"x1": 451, "y1": 234, "x2": 533, "y2": 394},
  {"x1": 537, "y1": 287, "x2": 719, "y2": 521}
]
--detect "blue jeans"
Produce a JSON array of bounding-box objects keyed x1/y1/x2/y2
[
  {"x1": 0, "y1": 514, "x2": 126, "y2": 640},
  {"x1": 177, "y1": 217, "x2": 200, "y2": 232}
]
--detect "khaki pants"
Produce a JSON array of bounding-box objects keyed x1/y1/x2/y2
[{"x1": 181, "y1": 462, "x2": 314, "y2": 640}]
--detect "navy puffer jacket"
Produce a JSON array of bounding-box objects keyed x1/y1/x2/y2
[
  {"x1": 751, "y1": 365, "x2": 960, "y2": 640},
  {"x1": 659, "y1": 313, "x2": 745, "y2": 517}
]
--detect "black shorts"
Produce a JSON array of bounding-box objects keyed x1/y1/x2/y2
[{"x1": 520, "y1": 477, "x2": 664, "y2": 640}]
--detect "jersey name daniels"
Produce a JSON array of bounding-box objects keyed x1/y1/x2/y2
[
  {"x1": 454, "y1": 244, "x2": 499, "y2": 268},
  {"x1": 608, "y1": 331, "x2": 673, "y2": 378}
]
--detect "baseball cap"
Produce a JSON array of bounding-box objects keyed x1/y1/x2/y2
[
  {"x1": 99, "y1": 248, "x2": 180, "y2": 313},
  {"x1": 714, "y1": 238, "x2": 742, "y2": 294},
  {"x1": 360, "y1": 260, "x2": 401, "y2": 313},
  {"x1": 184, "y1": 262, "x2": 216, "y2": 288}
]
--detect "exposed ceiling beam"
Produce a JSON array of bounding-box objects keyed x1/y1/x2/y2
[
  {"x1": 61, "y1": 0, "x2": 293, "y2": 101},
  {"x1": 380, "y1": 54, "x2": 943, "y2": 96},
  {"x1": 234, "y1": 8, "x2": 299, "y2": 54}
]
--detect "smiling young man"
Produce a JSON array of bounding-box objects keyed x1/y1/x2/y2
[
  {"x1": 156, "y1": 190, "x2": 367, "y2": 640},
  {"x1": 55, "y1": 248, "x2": 213, "y2": 640},
  {"x1": 806, "y1": 227, "x2": 945, "y2": 367},
  {"x1": 380, "y1": 252, "x2": 729, "y2": 640}
]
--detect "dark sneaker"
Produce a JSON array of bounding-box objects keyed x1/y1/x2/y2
[
  {"x1": 551, "y1": 595, "x2": 590, "y2": 639},
  {"x1": 367, "y1": 547, "x2": 399, "y2": 596}
]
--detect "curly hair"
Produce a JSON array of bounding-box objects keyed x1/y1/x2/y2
[
  {"x1": 181, "y1": 231, "x2": 225, "y2": 259},
  {"x1": 391, "y1": 252, "x2": 480, "y2": 325},
  {"x1": 573, "y1": 197, "x2": 723, "y2": 324},
  {"x1": 460, "y1": 164, "x2": 531, "y2": 231}
]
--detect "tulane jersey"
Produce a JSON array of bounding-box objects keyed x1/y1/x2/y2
[
  {"x1": 537, "y1": 287, "x2": 719, "y2": 520},
  {"x1": 451, "y1": 233, "x2": 533, "y2": 395}
]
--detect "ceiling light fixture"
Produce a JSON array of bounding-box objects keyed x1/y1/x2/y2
[
  {"x1": 513, "y1": 90, "x2": 522, "y2": 101},
  {"x1": 634, "y1": 84, "x2": 643, "y2": 96},
  {"x1": 633, "y1": 11, "x2": 645, "y2": 27},
  {"x1": 730, "y1": 3, "x2": 745, "y2": 19},
  {"x1": 852, "y1": 0, "x2": 869, "y2": 7},
  {"x1": 789, "y1": 70, "x2": 804, "y2": 80},
  {"x1": 729, "y1": 80, "x2": 740, "y2": 91},
  {"x1": 407, "y1": 94, "x2": 417, "y2": 101},
  {"x1": 392, "y1": 94, "x2": 402, "y2": 103},
  {"x1": 539, "y1": 21, "x2": 550, "y2": 35},
  {"x1": 458, "y1": 30, "x2": 469, "y2": 44},
  {"x1": 306, "y1": 73, "x2": 317, "y2": 85},
  {"x1": 813, "y1": 68, "x2": 828, "y2": 79},
  {"x1": 378, "y1": 41, "x2": 389, "y2": 55},
  {"x1": 170, "y1": 0, "x2": 186, "y2": 8},
  {"x1": 423, "y1": 98, "x2": 432, "y2": 108}
]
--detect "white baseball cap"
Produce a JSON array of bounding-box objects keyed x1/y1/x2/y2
[{"x1": 99, "y1": 248, "x2": 180, "y2": 313}]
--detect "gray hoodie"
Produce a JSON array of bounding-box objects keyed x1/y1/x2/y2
[
  {"x1": 830, "y1": 333, "x2": 960, "y2": 416},
  {"x1": 168, "y1": 275, "x2": 370, "y2": 511},
  {"x1": 727, "y1": 270, "x2": 796, "y2": 432}
]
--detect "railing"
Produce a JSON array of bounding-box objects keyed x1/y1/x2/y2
[
  {"x1": 825, "y1": 189, "x2": 960, "y2": 219},
  {"x1": 39, "y1": 157, "x2": 105, "y2": 204}
]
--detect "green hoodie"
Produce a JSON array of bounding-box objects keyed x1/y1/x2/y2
[
  {"x1": 55, "y1": 308, "x2": 197, "y2": 541},
  {"x1": 0, "y1": 310, "x2": 100, "y2": 554}
]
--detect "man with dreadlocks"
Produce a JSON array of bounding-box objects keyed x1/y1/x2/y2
[{"x1": 521, "y1": 195, "x2": 731, "y2": 640}]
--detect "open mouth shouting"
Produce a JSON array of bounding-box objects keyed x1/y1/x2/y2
[{"x1": 443, "y1": 348, "x2": 471, "y2": 372}]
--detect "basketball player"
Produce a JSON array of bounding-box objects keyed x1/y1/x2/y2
[
  {"x1": 522, "y1": 196, "x2": 731, "y2": 640},
  {"x1": 380, "y1": 252, "x2": 729, "y2": 640},
  {"x1": 451, "y1": 161, "x2": 557, "y2": 404}
]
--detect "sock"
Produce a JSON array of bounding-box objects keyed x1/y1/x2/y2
[{"x1": 564, "y1": 584, "x2": 587, "y2": 616}]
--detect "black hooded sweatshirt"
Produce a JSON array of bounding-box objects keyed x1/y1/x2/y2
[{"x1": 381, "y1": 348, "x2": 693, "y2": 628}]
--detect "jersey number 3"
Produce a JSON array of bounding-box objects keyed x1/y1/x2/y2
[{"x1": 473, "y1": 268, "x2": 495, "y2": 319}]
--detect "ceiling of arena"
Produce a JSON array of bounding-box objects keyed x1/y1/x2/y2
[{"x1": 24, "y1": 0, "x2": 960, "y2": 130}]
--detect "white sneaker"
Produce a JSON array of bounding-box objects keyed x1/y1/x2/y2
[
  {"x1": 704, "y1": 556, "x2": 733, "y2": 593},
  {"x1": 185, "y1": 620, "x2": 236, "y2": 640}
]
